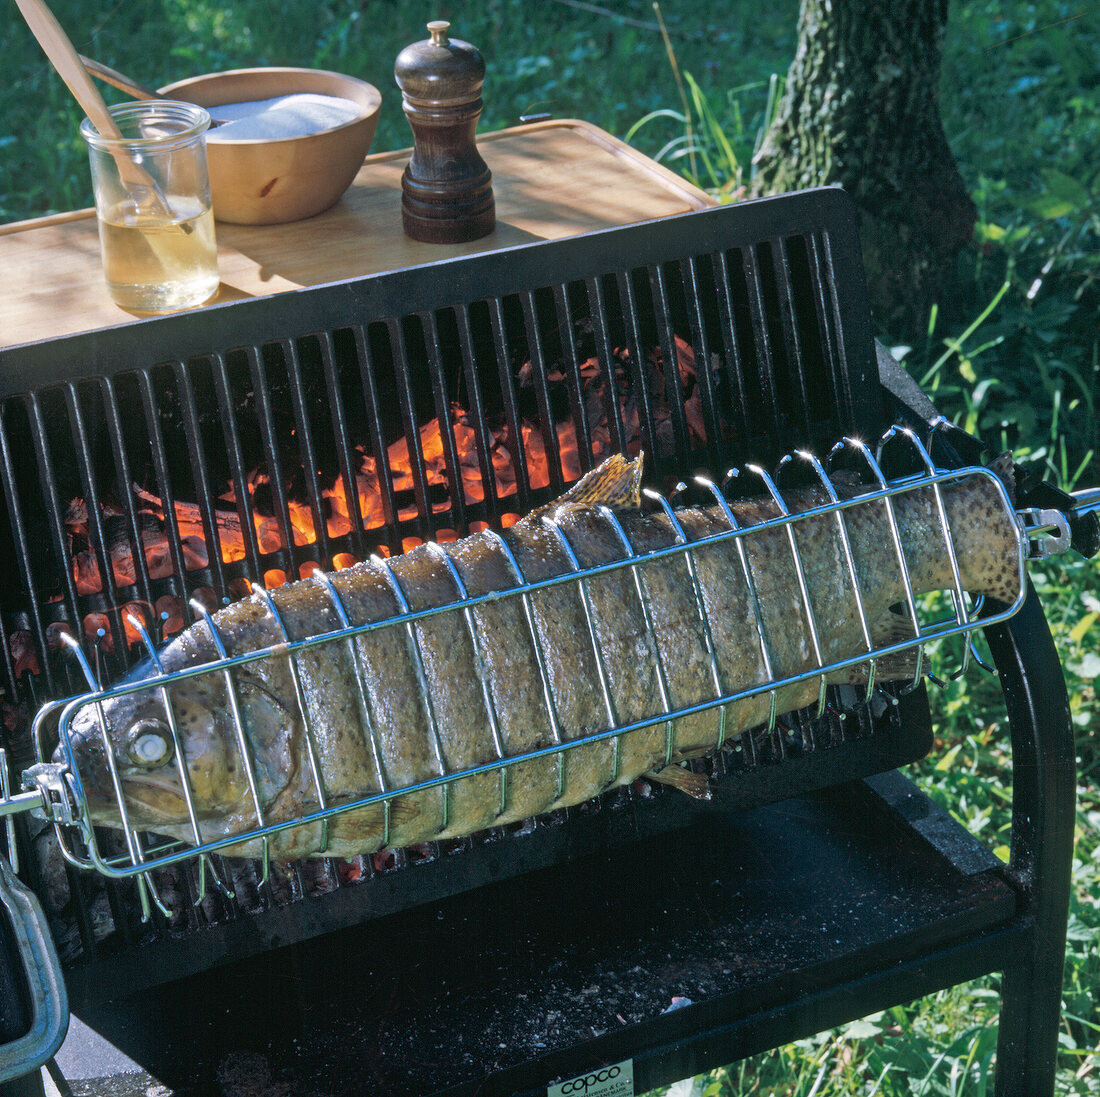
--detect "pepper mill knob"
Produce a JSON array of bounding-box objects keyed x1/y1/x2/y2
[{"x1": 395, "y1": 20, "x2": 496, "y2": 243}]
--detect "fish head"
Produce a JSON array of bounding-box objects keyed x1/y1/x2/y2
[{"x1": 59, "y1": 670, "x2": 278, "y2": 833}]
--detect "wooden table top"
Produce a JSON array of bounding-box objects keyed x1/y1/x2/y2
[{"x1": 1, "y1": 119, "x2": 712, "y2": 351}]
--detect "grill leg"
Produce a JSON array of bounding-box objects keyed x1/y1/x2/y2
[{"x1": 985, "y1": 582, "x2": 1076, "y2": 1097}]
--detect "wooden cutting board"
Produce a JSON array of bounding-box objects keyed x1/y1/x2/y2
[{"x1": 2, "y1": 119, "x2": 713, "y2": 350}]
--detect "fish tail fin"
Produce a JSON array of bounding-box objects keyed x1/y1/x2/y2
[{"x1": 987, "y1": 452, "x2": 1016, "y2": 506}]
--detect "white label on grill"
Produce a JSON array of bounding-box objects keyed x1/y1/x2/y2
[{"x1": 548, "y1": 1059, "x2": 634, "y2": 1097}]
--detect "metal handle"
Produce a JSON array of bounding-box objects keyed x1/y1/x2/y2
[
  {"x1": 0, "y1": 858, "x2": 68, "y2": 1083},
  {"x1": 1071, "y1": 486, "x2": 1100, "y2": 521},
  {"x1": 1020, "y1": 483, "x2": 1100, "y2": 561}
]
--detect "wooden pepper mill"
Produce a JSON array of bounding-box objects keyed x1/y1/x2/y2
[{"x1": 395, "y1": 20, "x2": 495, "y2": 243}]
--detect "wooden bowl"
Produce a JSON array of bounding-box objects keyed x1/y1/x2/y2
[{"x1": 159, "y1": 67, "x2": 381, "y2": 225}]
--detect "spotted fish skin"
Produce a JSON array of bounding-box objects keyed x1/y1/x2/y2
[{"x1": 63, "y1": 454, "x2": 1022, "y2": 859}]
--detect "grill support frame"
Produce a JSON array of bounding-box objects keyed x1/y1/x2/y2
[
  {"x1": 0, "y1": 190, "x2": 1078, "y2": 1096},
  {"x1": 984, "y1": 582, "x2": 1076, "y2": 1094}
]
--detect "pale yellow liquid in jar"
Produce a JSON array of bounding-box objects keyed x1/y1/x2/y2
[{"x1": 99, "y1": 197, "x2": 219, "y2": 311}]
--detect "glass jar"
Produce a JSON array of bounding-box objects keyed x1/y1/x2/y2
[{"x1": 80, "y1": 101, "x2": 219, "y2": 313}]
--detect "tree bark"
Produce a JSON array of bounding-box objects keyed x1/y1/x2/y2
[{"x1": 751, "y1": 0, "x2": 975, "y2": 339}]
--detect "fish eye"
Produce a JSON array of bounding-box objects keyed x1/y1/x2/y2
[{"x1": 125, "y1": 719, "x2": 175, "y2": 769}]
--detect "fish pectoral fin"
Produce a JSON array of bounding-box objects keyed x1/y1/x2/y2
[
  {"x1": 324, "y1": 789, "x2": 422, "y2": 827},
  {"x1": 645, "y1": 763, "x2": 712, "y2": 801},
  {"x1": 384, "y1": 791, "x2": 422, "y2": 824}
]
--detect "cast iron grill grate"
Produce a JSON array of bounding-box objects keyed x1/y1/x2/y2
[{"x1": 0, "y1": 189, "x2": 946, "y2": 998}]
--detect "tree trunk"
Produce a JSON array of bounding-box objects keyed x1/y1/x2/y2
[{"x1": 751, "y1": 0, "x2": 975, "y2": 340}]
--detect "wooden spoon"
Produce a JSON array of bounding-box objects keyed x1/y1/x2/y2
[{"x1": 14, "y1": 0, "x2": 187, "y2": 227}]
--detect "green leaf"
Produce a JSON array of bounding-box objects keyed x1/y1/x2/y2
[
  {"x1": 1068, "y1": 652, "x2": 1100, "y2": 679},
  {"x1": 1070, "y1": 611, "x2": 1098, "y2": 646},
  {"x1": 1028, "y1": 196, "x2": 1077, "y2": 220},
  {"x1": 936, "y1": 743, "x2": 962, "y2": 772},
  {"x1": 1040, "y1": 167, "x2": 1092, "y2": 208},
  {"x1": 1028, "y1": 168, "x2": 1092, "y2": 220},
  {"x1": 843, "y1": 1018, "x2": 883, "y2": 1039}
]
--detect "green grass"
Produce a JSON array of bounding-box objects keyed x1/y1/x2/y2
[{"x1": 3, "y1": 0, "x2": 1099, "y2": 1091}]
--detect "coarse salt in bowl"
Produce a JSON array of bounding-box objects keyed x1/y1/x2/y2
[
  {"x1": 159, "y1": 67, "x2": 382, "y2": 225},
  {"x1": 205, "y1": 94, "x2": 363, "y2": 141}
]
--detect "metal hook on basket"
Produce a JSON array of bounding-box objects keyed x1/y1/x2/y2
[
  {"x1": 134, "y1": 862, "x2": 172, "y2": 922},
  {"x1": 249, "y1": 582, "x2": 333, "y2": 856},
  {"x1": 59, "y1": 631, "x2": 102, "y2": 694},
  {"x1": 834, "y1": 437, "x2": 927, "y2": 693},
  {"x1": 596, "y1": 504, "x2": 678, "y2": 766},
  {"x1": 479, "y1": 529, "x2": 570, "y2": 802},
  {"x1": 792, "y1": 448, "x2": 879, "y2": 702},
  {"x1": 370, "y1": 556, "x2": 449, "y2": 836},
  {"x1": 189, "y1": 851, "x2": 233, "y2": 903},
  {"x1": 694, "y1": 470, "x2": 779, "y2": 735},
  {"x1": 424, "y1": 542, "x2": 510, "y2": 819},
  {"x1": 539, "y1": 512, "x2": 622, "y2": 785},
  {"x1": 126, "y1": 612, "x2": 164, "y2": 671},
  {"x1": 663, "y1": 480, "x2": 689, "y2": 507},
  {"x1": 745, "y1": 462, "x2": 829, "y2": 719},
  {"x1": 643, "y1": 485, "x2": 728, "y2": 753}
]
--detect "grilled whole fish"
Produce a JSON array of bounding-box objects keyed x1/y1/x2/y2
[{"x1": 63, "y1": 453, "x2": 1022, "y2": 860}]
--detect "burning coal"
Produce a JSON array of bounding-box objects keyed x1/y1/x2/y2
[{"x1": 14, "y1": 334, "x2": 716, "y2": 678}]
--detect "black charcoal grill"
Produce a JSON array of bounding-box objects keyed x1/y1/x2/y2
[{"x1": 0, "y1": 188, "x2": 1095, "y2": 1097}]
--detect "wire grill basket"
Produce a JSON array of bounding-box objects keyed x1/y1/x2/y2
[{"x1": 15, "y1": 422, "x2": 1032, "y2": 921}]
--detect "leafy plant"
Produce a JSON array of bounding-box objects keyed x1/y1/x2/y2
[
  {"x1": 624, "y1": 7, "x2": 783, "y2": 200},
  {"x1": 625, "y1": 71, "x2": 781, "y2": 200}
]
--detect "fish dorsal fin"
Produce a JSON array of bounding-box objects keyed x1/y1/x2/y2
[
  {"x1": 554, "y1": 452, "x2": 644, "y2": 511},
  {"x1": 521, "y1": 452, "x2": 645, "y2": 527}
]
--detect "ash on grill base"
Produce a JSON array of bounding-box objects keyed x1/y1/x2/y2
[
  {"x1": 54, "y1": 776, "x2": 1016, "y2": 1097},
  {"x1": 0, "y1": 191, "x2": 1077, "y2": 1096},
  {"x1": 39, "y1": 690, "x2": 923, "y2": 984}
]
